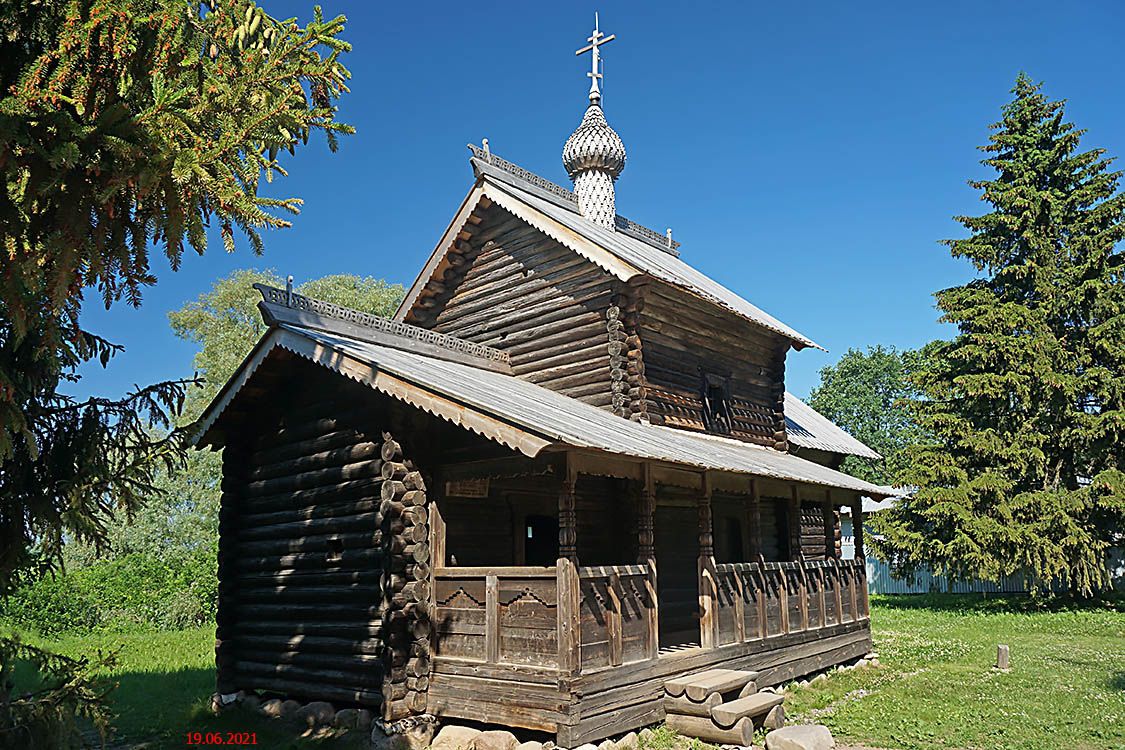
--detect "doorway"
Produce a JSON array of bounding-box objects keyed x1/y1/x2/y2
[{"x1": 523, "y1": 514, "x2": 558, "y2": 566}]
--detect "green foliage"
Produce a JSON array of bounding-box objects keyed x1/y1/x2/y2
[
  {"x1": 169, "y1": 268, "x2": 404, "y2": 420},
  {"x1": 0, "y1": 269, "x2": 402, "y2": 640},
  {"x1": 807, "y1": 345, "x2": 928, "y2": 485},
  {"x1": 0, "y1": 635, "x2": 115, "y2": 749},
  {"x1": 876, "y1": 74, "x2": 1125, "y2": 595},
  {"x1": 2, "y1": 549, "x2": 217, "y2": 637},
  {"x1": 0, "y1": 0, "x2": 354, "y2": 597}
]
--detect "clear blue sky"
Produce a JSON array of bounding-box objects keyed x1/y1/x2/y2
[{"x1": 76, "y1": 0, "x2": 1125, "y2": 401}]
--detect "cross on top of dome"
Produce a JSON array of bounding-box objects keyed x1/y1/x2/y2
[{"x1": 575, "y1": 12, "x2": 615, "y2": 104}]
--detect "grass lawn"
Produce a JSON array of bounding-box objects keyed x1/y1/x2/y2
[
  {"x1": 7, "y1": 594, "x2": 1124, "y2": 749},
  {"x1": 784, "y1": 594, "x2": 1125, "y2": 750}
]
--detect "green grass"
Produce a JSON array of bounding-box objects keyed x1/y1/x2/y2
[
  {"x1": 7, "y1": 594, "x2": 1124, "y2": 749},
  {"x1": 784, "y1": 594, "x2": 1125, "y2": 750},
  {"x1": 7, "y1": 626, "x2": 366, "y2": 749}
]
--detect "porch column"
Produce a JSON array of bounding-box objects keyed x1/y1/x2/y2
[
  {"x1": 823, "y1": 490, "x2": 836, "y2": 560},
  {"x1": 638, "y1": 463, "x2": 659, "y2": 659},
  {"x1": 748, "y1": 478, "x2": 762, "y2": 562},
  {"x1": 851, "y1": 497, "x2": 865, "y2": 560},
  {"x1": 788, "y1": 485, "x2": 803, "y2": 562},
  {"x1": 698, "y1": 473, "x2": 716, "y2": 648},
  {"x1": 637, "y1": 466, "x2": 656, "y2": 564},
  {"x1": 558, "y1": 456, "x2": 578, "y2": 562}
]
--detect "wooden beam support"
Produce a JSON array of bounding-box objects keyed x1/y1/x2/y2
[
  {"x1": 788, "y1": 485, "x2": 802, "y2": 562},
  {"x1": 637, "y1": 464, "x2": 656, "y2": 564},
  {"x1": 823, "y1": 489, "x2": 835, "y2": 561},
  {"x1": 698, "y1": 472, "x2": 716, "y2": 649},
  {"x1": 559, "y1": 453, "x2": 578, "y2": 562},
  {"x1": 851, "y1": 496, "x2": 865, "y2": 561},
  {"x1": 748, "y1": 478, "x2": 762, "y2": 563}
]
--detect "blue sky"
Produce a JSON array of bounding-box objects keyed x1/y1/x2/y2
[{"x1": 76, "y1": 0, "x2": 1125, "y2": 401}]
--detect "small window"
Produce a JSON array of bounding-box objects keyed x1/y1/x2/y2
[{"x1": 701, "y1": 373, "x2": 733, "y2": 434}]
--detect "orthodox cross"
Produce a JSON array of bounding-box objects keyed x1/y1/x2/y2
[{"x1": 575, "y1": 13, "x2": 615, "y2": 102}]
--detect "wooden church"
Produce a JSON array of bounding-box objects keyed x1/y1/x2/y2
[{"x1": 193, "y1": 19, "x2": 888, "y2": 747}]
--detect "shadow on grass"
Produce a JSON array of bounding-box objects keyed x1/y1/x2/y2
[
  {"x1": 869, "y1": 591, "x2": 1124, "y2": 615},
  {"x1": 101, "y1": 668, "x2": 368, "y2": 750},
  {"x1": 1110, "y1": 671, "x2": 1125, "y2": 693}
]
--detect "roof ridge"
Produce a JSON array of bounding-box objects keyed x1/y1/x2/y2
[
  {"x1": 253, "y1": 283, "x2": 511, "y2": 371},
  {"x1": 468, "y1": 144, "x2": 680, "y2": 256}
]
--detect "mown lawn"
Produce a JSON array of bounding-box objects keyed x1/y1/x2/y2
[
  {"x1": 785, "y1": 594, "x2": 1125, "y2": 750},
  {"x1": 8, "y1": 594, "x2": 1124, "y2": 749}
]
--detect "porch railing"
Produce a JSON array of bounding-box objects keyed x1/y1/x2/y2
[
  {"x1": 431, "y1": 563, "x2": 660, "y2": 673},
  {"x1": 709, "y1": 558, "x2": 869, "y2": 646},
  {"x1": 577, "y1": 564, "x2": 659, "y2": 670},
  {"x1": 430, "y1": 559, "x2": 867, "y2": 674},
  {"x1": 431, "y1": 566, "x2": 560, "y2": 668}
]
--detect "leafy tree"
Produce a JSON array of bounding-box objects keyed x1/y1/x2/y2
[
  {"x1": 59, "y1": 269, "x2": 402, "y2": 571},
  {"x1": 876, "y1": 75, "x2": 1125, "y2": 595},
  {"x1": 169, "y1": 268, "x2": 404, "y2": 420},
  {"x1": 807, "y1": 345, "x2": 927, "y2": 485},
  {"x1": 0, "y1": 0, "x2": 353, "y2": 596}
]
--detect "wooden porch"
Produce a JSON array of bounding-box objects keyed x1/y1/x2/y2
[{"x1": 424, "y1": 452, "x2": 872, "y2": 746}]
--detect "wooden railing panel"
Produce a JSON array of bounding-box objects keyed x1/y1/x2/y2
[
  {"x1": 433, "y1": 567, "x2": 559, "y2": 669},
  {"x1": 840, "y1": 562, "x2": 856, "y2": 622},
  {"x1": 712, "y1": 560, "x2": 869, "y2": 646},
  {"x1": 498, "y1": 576, "x2": 559, "y2": 667},
  {"x1": 433, "y1": 576, "x2": 487, "y2": 660},
  {"x1": 806, "y1": 565, "x2": 824, "y2": 629},
  {"x1": 578, "y1": 565, "x2": 657, "y2": 671}
]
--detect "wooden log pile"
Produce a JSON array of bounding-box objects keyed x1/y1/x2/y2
[{"x1": 379, "y1": 434, "x2": 432, "y2": 721}]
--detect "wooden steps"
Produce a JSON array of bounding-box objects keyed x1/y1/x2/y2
[{"x1": 662, "y1": 668, "x2": 784, "y2": 745}]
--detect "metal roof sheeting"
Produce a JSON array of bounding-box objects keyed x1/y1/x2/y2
[
  {"x1": 784, "y1": 392, "x2": 883, "y2": 460},
  {"x1": 253, "y1": 325, "x2": 886, "y2": 496},
  {"x1": 478, "y1": 166, "x2": 822, "y2": 350}
]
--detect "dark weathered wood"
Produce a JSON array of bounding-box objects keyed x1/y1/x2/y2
[
  {"x1": 709, "y1": 691, "x2": 783, "y2": 728},
  {"x1": 662, "y1": 692, "x2": 721, "y2": 717},
  {"x1": 665, "y1": 714, "x2": 753, "y2": 746}
]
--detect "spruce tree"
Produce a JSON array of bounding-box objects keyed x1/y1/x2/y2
[
  {"x1": 876, "y1": 74, "x2": 1125, "y2": 595},
  {"x1": 0, "y1": 0, "x2": 353, "y2": 595}
]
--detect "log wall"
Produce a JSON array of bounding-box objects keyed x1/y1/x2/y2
[
  {"x1": 215, "y1": 370, "x2": 436, "y2": 719},
  {"x1": 408, "y1": 204, "x2": 622, "y2": 409},
  {"x1": 634, "y1": 282, "x2": 790, "y2": 449},
  {"x1": 219, "y1": 394, "x2": 388, "y2": 709}
]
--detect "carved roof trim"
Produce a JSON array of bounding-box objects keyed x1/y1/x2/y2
[
  {"x1": 254, "y1": 284, "x2": 511, "y2": 372},
  {"x1": 468, "y1": 145, "x2": 680, "y2": 256}
]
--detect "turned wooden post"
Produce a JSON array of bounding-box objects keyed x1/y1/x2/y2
[
  {"x1": 639, "y1": 464, "x2": 659, "y2": 659},
  {"x1": 558, "y1": 454, "x2": 578, "y2": 562},
  {"x1": 698, "y1": 473, "x2": 716, "y2": 648},
  {"x1": 747, "y1": 478, "x2": 762, "y2": 562},
  {"x1": 823, "y1": 490, "x2": 836, "y2": 560},
  {"x1": 637, "y1": 466, "x2": 656, "y2": 564},
  {"x1": 851, "y1": 497, "x2": 865, "y2": 561},
  {"x1": 788, "y1": 485, "x2": 803, "y2": 562}
]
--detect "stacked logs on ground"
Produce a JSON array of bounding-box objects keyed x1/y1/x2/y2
[
  {"x1": 379, "y1": 434, "x2": 432, "y2": 720},
  {"x1": 224, "y1": 404, "x2": 390, "y2": 709}
]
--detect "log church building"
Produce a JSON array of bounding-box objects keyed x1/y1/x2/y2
[{"x1": 194, "y1": 19, "x2": 888, "y2": 747}]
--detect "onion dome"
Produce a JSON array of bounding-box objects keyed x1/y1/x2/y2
[{"x1": 562, "y1": 103, "x2": 627, "y2": 182}]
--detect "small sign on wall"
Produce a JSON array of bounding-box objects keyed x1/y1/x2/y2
[{"x1": 445, "y1": 478, "x2": 490, "y2": 498}]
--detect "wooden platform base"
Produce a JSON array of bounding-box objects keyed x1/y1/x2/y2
[{"x1": 427, "y1": 620, "x2": 870, "y2": 747}]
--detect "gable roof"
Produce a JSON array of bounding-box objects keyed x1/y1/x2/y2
[
  {"x1": 784, "y1": 392, "x2": 883, "y2": 460},
  {"x1": 395, "y1": 148, "x2": 822, "y2": 351},
  {"x1": 194, "y1": 320, "x2": 886, "y2": 498}
]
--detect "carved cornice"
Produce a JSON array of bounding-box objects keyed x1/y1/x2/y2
[
  {"x1": 254, "y1": 284, "x2": 511, "y2": 370},
  {"x1": 468, "y1": 144, "x2": 680, "y2": 256}
]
